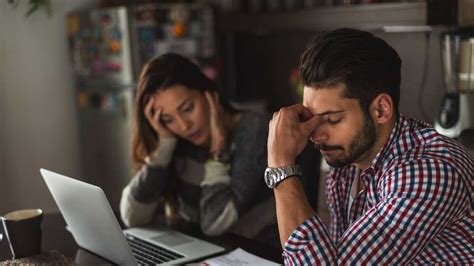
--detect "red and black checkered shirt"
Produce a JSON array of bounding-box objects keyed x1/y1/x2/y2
[{"x1": 283, "y1": 116, "x2": 473, "y2": 265}]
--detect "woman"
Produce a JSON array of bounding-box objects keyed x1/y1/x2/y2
[{"x1": 120, "y1": 53, "x2": 277, "y2": 243}]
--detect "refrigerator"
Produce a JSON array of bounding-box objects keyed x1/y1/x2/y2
[{"x1": 66, "y1": 3, "x2": 216, "y2": 210}]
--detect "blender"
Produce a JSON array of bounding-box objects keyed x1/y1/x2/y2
[{"x1": 435, "y1": 27, "x2": 474, "y2": 142}]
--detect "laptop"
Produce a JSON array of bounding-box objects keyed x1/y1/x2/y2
[{"x1": 40, "y1": 168, "x2": 225, "y2": 265}]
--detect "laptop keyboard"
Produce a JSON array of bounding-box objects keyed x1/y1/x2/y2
[{"x1": 125, "y1": 234, "x2": 185, "y2": 264}]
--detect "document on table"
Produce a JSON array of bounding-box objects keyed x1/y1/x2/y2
[{"x1": 195, "y1": 248, "x2": 280, "y2": 266}]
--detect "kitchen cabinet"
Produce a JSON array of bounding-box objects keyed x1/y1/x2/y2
[{"x1": 217, "y1": 2, "x2": 427, "y2": 33}]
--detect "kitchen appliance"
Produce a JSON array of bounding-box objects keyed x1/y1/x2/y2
[
  {"x1": 66, "y1": 4, "x2": 216, "y2": 210},
  {"x1": 435, "y1": 27, "x2": 474, "y2": 139},
  {"x1": 67, "y1": 6, "x2": 134, "y2": 211},
  {"x1": 427, "y1": 0, "x2": 474, "y2": 27}
]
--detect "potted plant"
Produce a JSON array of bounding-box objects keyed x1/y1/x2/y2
[{"x1": 7, "y1": 0, "x2": 52, "y2": 17}]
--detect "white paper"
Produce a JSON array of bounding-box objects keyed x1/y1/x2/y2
[{"x1": 193, "y1": 248, "x2": 280, "y2": 266}]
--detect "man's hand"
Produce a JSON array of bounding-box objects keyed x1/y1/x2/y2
[{"x1": 268, "y1": 104, "x2": 321, "y2": 167}]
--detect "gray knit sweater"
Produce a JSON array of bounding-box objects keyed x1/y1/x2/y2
[{"x1": 120, "y1": 112, "x2": 277, "y2": 241}]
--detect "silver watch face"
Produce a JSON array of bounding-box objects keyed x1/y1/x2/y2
[{"x1": 264, "y1": 168, "x2": 275, "y2": 188}]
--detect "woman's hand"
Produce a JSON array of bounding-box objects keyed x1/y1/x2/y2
[
  {"x1": 144, "y1": 96, "x2": 175, "y2": 139},
  {"x1": 205, "y1": 91, "x2": 228, "y2": 153}
]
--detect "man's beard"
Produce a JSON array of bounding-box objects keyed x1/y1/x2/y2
[{"x1": 315, "y1": 114, "x2": 376, "y2": 168}]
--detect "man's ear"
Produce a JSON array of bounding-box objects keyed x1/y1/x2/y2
[{"x1": 370, "y1": 93, "x2": 394, "y2": 124}]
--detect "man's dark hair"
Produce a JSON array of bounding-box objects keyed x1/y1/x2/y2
[{"x1": 299, "y1": 28, "x2": 401, "y2": 113}]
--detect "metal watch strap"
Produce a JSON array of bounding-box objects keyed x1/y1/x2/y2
[{"x1": 265, "y1": 164, "x2": 302, "y2": 188}]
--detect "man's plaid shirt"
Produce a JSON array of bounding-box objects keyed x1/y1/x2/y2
[{"x1": 283, "y1": 116, "x2": 473, "y2": 265}]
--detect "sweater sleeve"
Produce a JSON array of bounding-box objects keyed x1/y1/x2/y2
[
  {"x1": 120, "y1": 138, "x2": 177, "y2": 227},
  {"x1": 120, "y1": 183, "x2": 159, "y2": 227},
  {"x1": 199, "y1": 112, "x2": 270, "y2": 236}
]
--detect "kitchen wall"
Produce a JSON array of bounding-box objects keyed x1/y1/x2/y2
[
  {"x1": 224, "y1": 28, "x2": 447, "y2": 123},
  {"x1": 0, "y1": 0, "x2": 98, "y2": 214},
  {"x1": 381, "y1": 29, "x2": 446, "y2": 122},
  {"x1": 0, "y1": 1, "x2": 450, "y2": 215}
]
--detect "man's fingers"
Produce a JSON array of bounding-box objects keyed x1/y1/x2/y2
[
  {"x1": 301, "y1": 115, "x2": 322, "y2": 134},
  {"x1": 272, "y1": 111, "x2": 278, "y2": 119},
  {"x1": 300, "y1": 107, "x2": 313, "y2": 122},
  {"x1": 278, "y1": 104, "x2": 315, "y2": 121},
  {"x1": 284, "y1": 104, "x2": 308, "y2": 115}
]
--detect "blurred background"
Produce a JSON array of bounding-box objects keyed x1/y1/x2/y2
[{"x1": 1, "y1": 0, "x2": 473, "y2": 221}]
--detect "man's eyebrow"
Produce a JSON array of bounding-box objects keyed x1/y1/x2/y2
[{"x1": 315, "y1": 110, "x2": 345, "y2": 116}]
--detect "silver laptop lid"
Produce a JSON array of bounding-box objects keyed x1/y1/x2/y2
[{"x1": 41, "y1": 168, "x2": 136, "y2": 265}]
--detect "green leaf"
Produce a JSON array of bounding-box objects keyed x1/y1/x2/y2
[
  {"x1": 7, "y1": 0, "x2": 20, "y2": 8},
  {"x1": 8, "y1": 0, "x2": 52, "y2": 18}
]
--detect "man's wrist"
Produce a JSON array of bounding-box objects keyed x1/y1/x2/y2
[
  {"x1": 273, "y1": 175, "x2": 299, "y2": 191},
  {"x1": 268, "y1": 157, "x2": 295, "y2": 168}
]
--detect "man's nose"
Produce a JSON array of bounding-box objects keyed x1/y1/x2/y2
[{"x1": 310, "y1": 127, "x2": 328, "y2": 144}]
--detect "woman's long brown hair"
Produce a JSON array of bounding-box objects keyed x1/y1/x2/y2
[{"x1": 131, "y1": 53, "x2": 235, "y2": 171}]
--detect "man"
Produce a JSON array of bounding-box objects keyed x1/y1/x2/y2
[{"x1": 265, "y1": 28, "x2": 473, "y2": 264}]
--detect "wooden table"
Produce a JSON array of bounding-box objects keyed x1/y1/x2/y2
[{"x1": 0, "y1": 213, "x2": 283, "y2": 264}]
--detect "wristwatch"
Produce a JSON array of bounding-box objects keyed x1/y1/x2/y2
[{"x1": 264, "y1": 165, "x2": 302, "y2": 188}]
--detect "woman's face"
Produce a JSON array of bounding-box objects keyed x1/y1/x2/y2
[{"x1": 152, "y1": 84, "x2": 211, "y2": 146}]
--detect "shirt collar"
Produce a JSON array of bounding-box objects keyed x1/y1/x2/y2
[{"x1": 364, "y1": 114, "x2": 406, "y2": 175}]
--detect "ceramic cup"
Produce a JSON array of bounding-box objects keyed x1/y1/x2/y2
[{"x1": 1, "y1": 209, "x2": 43, "y2": 259}]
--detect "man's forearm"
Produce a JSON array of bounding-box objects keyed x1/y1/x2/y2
[{"x1": 274, "y1": 176, "x2": 316, "y2": 245}]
